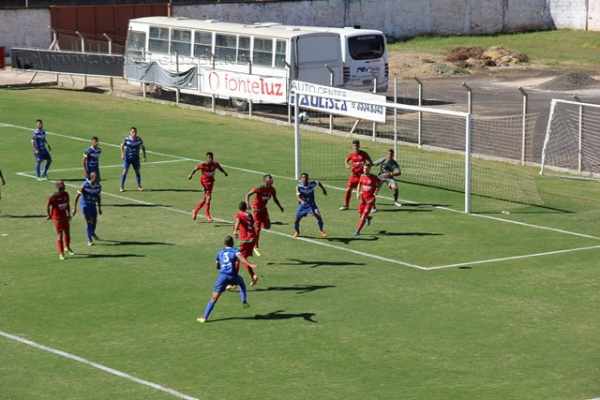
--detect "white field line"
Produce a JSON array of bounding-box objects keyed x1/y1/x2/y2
[
  {"x1": 0, "y1": 330, "x2": 199, "y2": 400},
  {"x1": 427, "y1": 245, "x2": 600, "y2": 270},
  {"x1": 16, "y1": 172, "x2": 427, "y2": 270},
  {"x1": 4, "y1": 122, "x2": 598, "y2": 242},
  {"x1": 35, "y1": 159, "x2": 190, "y2": 174}
]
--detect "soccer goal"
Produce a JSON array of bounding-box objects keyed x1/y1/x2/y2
[
  {"x1": 290, "y1": 86, "x2": 474, "y2": 213},
  {"x1": 290, "y1": 82, "x2": 544, "y2": 213},
  {"x1": 540, "y1": 99, "x2": 600, "y2": 178}
]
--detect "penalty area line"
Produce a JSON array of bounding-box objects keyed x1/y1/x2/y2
[
  {"x1": 427, "y1": 244, "x2": 600, "y2": 270},
  {"x1": 4, "y1": 121, "x2": 598, "y2": 242},
  {"x1": 15, "y1": 172, "x2": 427, "y2": 271},
  {"x1": 0, "y1": 330, "x2": 199, "y2": 400}
]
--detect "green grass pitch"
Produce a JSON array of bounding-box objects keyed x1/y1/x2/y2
[{"x1": 1, "y1": 88, "x2": 599, "y2": 400}]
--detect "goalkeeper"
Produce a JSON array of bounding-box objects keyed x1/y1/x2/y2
[{"x1": 373, "y1": 149, "x2": 402, "y2": 207}]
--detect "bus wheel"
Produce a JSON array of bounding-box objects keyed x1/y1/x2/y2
[{"x1": 231, "y1": 98, "x2": 249, "y2": 112}]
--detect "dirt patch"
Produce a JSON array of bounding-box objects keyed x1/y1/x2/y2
[
  {"x1": 447, "y1": 46, "x2": 528, "y2": 69},
  {"x1": 536, "y1": 72, "x2": 600, "y2": 91},
  {"x1": 388, "y1": 51, "x2": 469, "y2": 79}
]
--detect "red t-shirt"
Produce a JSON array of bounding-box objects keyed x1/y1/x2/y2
[
  {"x1": 236, "y1": 211, "x2": 256, "y2": 242},
  {"x1": 197, "y1": 161, "x2": 221, "y2": 183},
  {"x1": 359, "y1": 174, "x2": 380, "y2": 198},
  {"x1": 48, "y1": 192, "x2": 70, "y2": 221},
  {"x1": 251, "y1": 185, "x2": 276, "y2": 210},
  {"x1": 346, "y1": 150, "x2": 371, "y2": 176}
]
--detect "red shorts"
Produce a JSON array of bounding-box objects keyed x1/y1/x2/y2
[
  {"x1": 201, "y1": 179, "x2": 214, "y2": 193},
  {"x1": 239, "y1": 240, "x2": 255, "y2": 259},
  {"x1": 253, "y1": 207, "x2": 270, "y2": 229},
  {"x1": 52, "y1": 219, "x2": 70, "y2": 233},
  {"x1": 346, "y1": 175, "x2": 361, "y2": 190},
  {"x1": 358, "y1": 194, "x2": 376, "y2": 216}
]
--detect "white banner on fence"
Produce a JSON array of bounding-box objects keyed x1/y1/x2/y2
[
  {"x1": 290, "y1": 80, "x2": 387, "y2": 123},
  {"x1": 200, "y1": 69, "x2": 287, "y2": 103}
]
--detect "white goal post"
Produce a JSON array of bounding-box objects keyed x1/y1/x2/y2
[
  {"x1": 290, "y1": 89, "x2": 474, "y2": 213},
  {"x1": 540, "y1": 99, "x2": 600, "y2": 177}
]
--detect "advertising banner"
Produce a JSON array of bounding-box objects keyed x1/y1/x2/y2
[
  {"x1": 11, "y1": 48, "x2": 123, "y2": 77},
  {"x1": 290, "y1": 80, "x2": 387, "y2": 123},
  {"x1": 200, "y1": 70, "x2": 287, "y2": 103}
]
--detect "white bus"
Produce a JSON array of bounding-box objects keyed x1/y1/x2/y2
[{"x1": 125, "y1": 17, "x2": 388, "y2": 104}]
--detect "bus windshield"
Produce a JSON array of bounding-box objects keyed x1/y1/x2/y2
[{"x1": 348, "y1": 35, "x2": 385, "y2": 60}]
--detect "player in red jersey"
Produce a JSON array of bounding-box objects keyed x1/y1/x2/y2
[
  {"x1": 188, "y1": 152, "x2": 228, "y2": 222},
  {"x1": 245, "y1": 174, "x2": 284, "y2": 256},
  {"x1": 340, "y1": 139, "x2": 372, "y2": 210},
  {"x1": 354, "y1": 164, "x2": 381, "y2": 236},
  {"x1": 232, "y1": 201, "x2": 259, "y2": 286},
  {"x1": 47, "y1": 180, "x2": 74, "y2": 260}
]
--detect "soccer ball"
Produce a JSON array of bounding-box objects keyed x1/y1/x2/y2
[{"x1": 298, "y1": 112, "x2": 310, "y2": 123}]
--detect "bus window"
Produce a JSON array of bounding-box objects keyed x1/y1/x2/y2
[
  {"x1": 348, "y1": 35, "x2": 385, "y2": 60},
  {"x1": 126, "y1": 30, "x2": 146, "y2": 58},
  {"x1": 170, "y1": 29, "x2": 191, "y2": 57},
  {"x1": 275, "y1": 40, "x2": 286, "y2": 67},
  {"x1": 149, "y1": 26, "x2": 169, "y2": 55},
  {"x1": 238, "y1": 36, "x2": 251, "y2": 64},
  {"x1": 253, "y1": 38, "x2": 273, "y2": 67},
  {"x1": 194, "y1": 31, "x2": 212, "y2": 59},
  {"x1": 215, "y1": 33, "x2": 237, "y2": 63}
]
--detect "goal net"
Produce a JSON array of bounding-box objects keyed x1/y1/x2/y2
[
  {"x1": 540, "y1": 99, "x2": 600, "y2": 178},
  {"x1": 291, "y1": 86, "x2": 543, "y2": 213}
]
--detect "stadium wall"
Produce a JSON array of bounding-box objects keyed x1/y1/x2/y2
[
  {"x1": 172, "y1": 0, "x2": 598, "y2": 38},
  {"x1": 0, "y1": 9, "x2": 51, "y2": 52}
]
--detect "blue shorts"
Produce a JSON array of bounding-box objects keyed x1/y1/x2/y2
[
  {"x1": 123, "y1": 158, "x2": 140, "y2": 171},
  {"x1": 213, "y1": 274, "x2": 245, "y2": 293},
  {"x1": 35, "y1": 151, "x2": 51, "y2": 161},
  {"x1": 81, "y1": 203, "x2": 97, "y2": 220},
  {"x1": 296, "y1": 204, "x2": 320, "y2": 219}
]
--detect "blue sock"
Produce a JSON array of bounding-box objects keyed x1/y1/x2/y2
[
  {"x1": 316, "y1": 215, "x2": 324, "y2": 231},
  {"x1": 35, "y1": 160, "x2": 41, "y2": 177},
  {"x1": 294, "y1": 217, "x2": 301, "y2": 232},
  {"x1": 92, "y1": 221, "x2": 97, "y2": 237},
  {"x1": 203, "y1": 300, "x2": 216, "y2": 320},
  {"x1": 135, "y1": 170, "x2": 142, "y2": 187},
  {"x1": 239, "y1": 281, "x2": 248, "y2": 303},
  {"x1": 43, "y1": 158, "x2": 52, "y2": 176},
  {"x1": 86, "y1": 223, "x2": 94, "y2": 241},
  {"x1": 120, "y1": 171, "x2": 127, "y2": 188}
]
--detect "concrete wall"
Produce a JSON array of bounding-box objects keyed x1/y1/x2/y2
[
  {"x1": 0, "y1": 0, "x2": 597, "y2": 52},
  {"x1": 0, "y1": 9, "x2": 51, "y2": 52},
  {"x1": 548, "y1": 0, "x2": 588, "y2": 29},
  {"x1": 173, "y1": 0, "x2": 559, "y2": 38}
]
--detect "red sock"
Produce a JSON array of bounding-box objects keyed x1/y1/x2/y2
[
  {"x1": 255, "y1": 228, "x2": 261, "y2": 248},
  {"x1": 64, "y1": 230, "x2": 71, "y2": 249},
  {"x1": 204, "y1": 197, "x2": 212, "y2": 218},
  {"x1": 356, "y1": 215, "x2": 368, "y2": 233},
  {"x1": 343, "y1": 189, "x2": 352, "y2": 207}
]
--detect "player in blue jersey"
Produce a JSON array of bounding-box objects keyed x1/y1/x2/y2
[
  {"x1": 119, "y1": 127, "x2": 146, "y2": 192},
  {"x1": 83, "y1": 136, "x2": 102, "y2": 181},
  {"x1": 197, "y1": 235, "x2": 256, "y2": 323},
  {"x1": 293, "y1": 172, "x2": 328, "y2": 239},
  {"x1": 73, "y1": 171, "x2": 103, "y2": 246},
  {"x1": 31, "y1": 119, "x2": 52, "y2": 180}
]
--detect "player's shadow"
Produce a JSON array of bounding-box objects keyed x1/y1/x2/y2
[
  {"x1": 57, "y1": 178, "x2": 86, "y2": 182},
  {"x1": 100, "y1": 239, "x2": 175, "y2": 246},
  {"x1": 1, "y1": 214, "x2": 46, "y2": 219},
  {"x1": 276, "y1": 258, "x2": 365, "y2": 268},
  {"x1": 144, "y1": 189, "x2": 203, "y2": 193},
  {"x1": 376, "y1": 230, "x2": 443, "y2": 237},
  {"x1": 77, "y1": 253, "x2": 145, "y2": 259},
  {"x1": 210, "y1": 310, "x2": 317, "y2": 323},
  {"x1": 270, "y1": 221, "x2": 288, "y2": 226},
  {"x1": 325, "y1": 236, "x2": 379, "y2": 244},
  {"x1": 252, "y1": 284, "x2": 335, "y2": 294}
]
